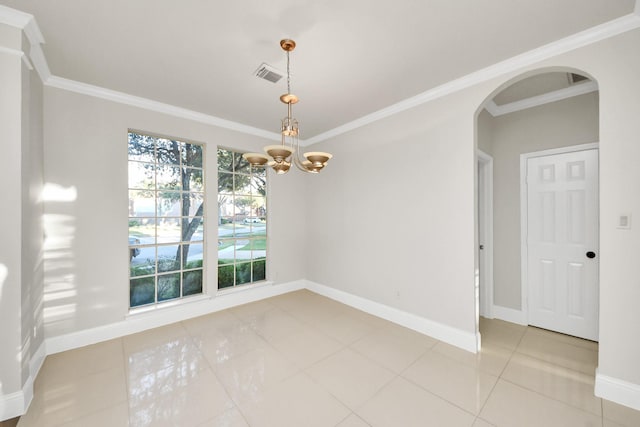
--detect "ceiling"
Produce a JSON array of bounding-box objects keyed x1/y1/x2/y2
[
  {"x1": 1, "y1": 0, "x2": 635, "y2": 139},
  {"x1": 493, "y1": 72, "x2": 590, "y2": 106}
]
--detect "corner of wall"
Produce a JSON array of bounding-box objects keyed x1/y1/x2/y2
[{"x1": 595, "y1": 368, "x2": 640, "y2": 411}]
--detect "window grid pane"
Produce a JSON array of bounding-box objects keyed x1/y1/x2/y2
[
  {"x1": 217, "y1": 147, "x2": 267, "y2": 289},
  {"x1": 128, "y1": 131, "x2": 205, "y2": 308}
]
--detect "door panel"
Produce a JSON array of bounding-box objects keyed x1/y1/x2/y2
[{"x1": 527, "y1": 149, "x2": 598, "y2": 341}]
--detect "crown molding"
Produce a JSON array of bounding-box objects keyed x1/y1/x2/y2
[
  {"x1": 46, "y1": 76, "x2": 282, "y2": 141},
  {"x1": 0, "y1": 5, "x2": 50, "y2": 81},
  {"x1": 2, "y1": 5, "x2": 640, "y2": 146},
  {"x1": 0, "y1": 5, "x2": 32, "y2": 29},
  {"x1": 304, "y1": 12, "x2": 640, "y2": 145},
  {"x1": 485, "y1": 80, "x2": 599, "y2": 117}
]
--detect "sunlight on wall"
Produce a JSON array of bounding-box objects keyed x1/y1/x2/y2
[
  {"x1": 42, "y1": 183, "x2": 78, "y2": 334},
  {"x1": 0, "y1": 263, "x2": 6, "y2": 303},
  {"x1": 41, "y1": 183, "x2": 77, "y2": 202}
]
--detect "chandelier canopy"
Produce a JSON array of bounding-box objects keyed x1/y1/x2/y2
[{"x1": 243, "y1": 39, "x2": 333, "y2": 174}]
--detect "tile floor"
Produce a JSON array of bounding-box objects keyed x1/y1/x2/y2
[{"x1": 16, "y1": 290, "x2": 640, "y2": 426}]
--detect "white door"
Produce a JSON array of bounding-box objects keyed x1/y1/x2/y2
[{"x1": 526, "y1": 149, "x2": 599, "y2": 341}]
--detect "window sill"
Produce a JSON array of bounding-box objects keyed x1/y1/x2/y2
[
  {"x1": 215, "y1": 280, "x2": 274, "y2": 297},
  {"x1": 127, "y1": 293, "x2": 213, "y2": 318}
]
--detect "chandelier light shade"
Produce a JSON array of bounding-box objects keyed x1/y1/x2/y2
[{"x1": 243, "y1": 39, "x2": 333, "y2": 174}]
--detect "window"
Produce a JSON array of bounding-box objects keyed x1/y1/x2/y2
[
  {"x1": 128, "y1": 131, "x2": 205, "y2": 308},
  {"x1": 217, "y1": 148, "x2": 267, "y2": 289}
]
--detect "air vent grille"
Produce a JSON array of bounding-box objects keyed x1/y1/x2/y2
[
  {"x1": 569, "y1": 73, "x2": 589, "y2": 85},
  {"x1": 254, "y1": 63, "x2": 283, "y2": 83}
]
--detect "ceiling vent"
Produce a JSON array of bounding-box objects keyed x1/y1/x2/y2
[
  {"x1": 568, "y1": 73, "x2": 589, "y2": 85},
  {"x1": 254, "y1": 63, "x2": 284, "y2": 83}
]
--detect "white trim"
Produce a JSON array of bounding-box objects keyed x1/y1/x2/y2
[
  {"x1": 477, "y1": 150, "x2": 494, "y2": 320},
  {"x1": 486, "y1": 81, "x2": 599, "y2": 117},
  {"x1": 0, "y1": 342, "x2": 46, "y2": 421},
  {"x1": 28, "y1": 43, "x2": 51, "y2": 82},
  {"x1": 595, "y1": 369, "x2": 640, "y2": 411},
  {"x1": 46, "y1": 279, "x2": 305, "y2": 354},
  {"x1": 0, "y1": 390, "x2": 25, "y2": 421},
  {"x1": 46, "y1": 76, "x2": 281, "y2": 142},
  {"x1": 0, "y1": 5, "x2": 32, "y2": 29},
  {"x1": 28, "y1": 340, "x2": 46, "y2": 391},
  {"x1": 0, "y1": 45, "x2": 22, "y2": 58},
  {"x1": 304, "y1": 13, "x2": 640, "y2": 145},
  {"x1": 491, "y1": 304, "x2": 528, "y2": 325},
  {"x1": 484, "y1": 100, "x2": 500, "y2": 116},
  {"x1": 520, "y1": 142, "x2": 600, "y2": 326},
  {"x1": 305, "y1": 280, "x2": 479, "y2": 353},
  {"x1": 2, "y1": 5, "x2": 638, "y2": 146}
]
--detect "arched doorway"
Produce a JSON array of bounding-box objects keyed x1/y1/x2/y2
[{"x1": 475, "y1": 68, "x2": 600, "y2": 343}]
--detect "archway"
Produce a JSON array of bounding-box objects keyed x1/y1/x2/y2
[{"x1": 474, "y1": 68, "x2": 600, "y2": 345}]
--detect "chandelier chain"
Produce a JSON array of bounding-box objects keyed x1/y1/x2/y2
[{"x1": 286, "y1": 50, "x2": 291, "y2": 95}]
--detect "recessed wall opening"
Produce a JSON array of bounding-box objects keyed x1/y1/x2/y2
[{"x1": 475, "y1": 68, "x2": 600, "y2": 346}]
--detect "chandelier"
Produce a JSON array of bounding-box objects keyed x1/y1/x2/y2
[{"x1": 243, "y1": 39, "x2": 333, "y2": 174}]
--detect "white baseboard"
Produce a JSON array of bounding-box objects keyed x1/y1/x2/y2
[
  {"x1": 490, "y1": 304, "x2": 527, "y2": 325},
  {"x1": 0, "y1": 390, "x2": 25, "y2": 421},
  {"x1": 0, "y1": 340, "x2": 47, "y2": 421},
  {"x1": 46, "y1": 280, "x2": 306, "y2": 354},
  {"x1": 305, "y1": 280, "x2": 479, "y2": 353},
  {"x1": 595, "y1": 369, "x2": 640, "y2": 411}
]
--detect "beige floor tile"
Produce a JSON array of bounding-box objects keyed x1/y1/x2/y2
[
  {"x1": 604, "y1": 420, "x2": 626, "y2": 427},
  {"x1": 246, "y1": 308, "x2": 306, "y2": 342},
  {"x1": 516, "y1": 328, "x2": 598, "y2": 375},
  {"x1": 197, "y1": 407, "x2": 249, "y2": 427},
  {"x1": 306, "y1": 348, "x2": 395, "y2": 410},
  {"x1": 229, "y1": 299, "x2": 276, "y2": 320},
  {"x1": 122, "y1": 322, "x2": 191, "y2": 356},
  {"x1": 196, "y1": 324, "x2": 270, "y2": 368},
  {"x1": 472, "y1": 418, "x2": 496, "y2": 427},
  {"x1": 402, "y1": 350, "x2": 498, "y2": 415},
  {"x1": 336, "y1": 413, "x2": 372, "y2": 427},
  {"x1": 501, "y1": 352, "x2": 601, "y2": 415},
  {"x1": 269, "y1": 326, "x2": 343, "y2": 369},
  {"x1": 129, "y1": 367, "x2": 234, "y2": 426},
  {"x1": 479, "y1": 317, "x2": 526, "y2": 350},
  {"x1": 526, "y1": 326, "x2": 598, "y2": 351},
  {"x1": 214, "y1": 345, "x2": 299, "y2": 403},
  {"x1": 433, "y1": 341, "x2": 512, "y2": 377},
  {"x1": 63, "y1": 402, "x2": 129, "y2": 427},
  {"x1": 480, "y1": 380, "x2": 602, "y2": 427},
  {"x1": 357, "y1": 377, "x2": 476, "y2": 427},
  {"x1": 266, "y1": 289, "x2": 325, "y2": 312},
  {"x1": 35, "y1": 339, "x2": 124, "y2": 386},
  {"x1": 127, "y1": 357, "x2": 212, "y2": 407},
  {"x1": 311, "y1": 312, "x2": 377, "y2": 345},
  {"x1": 24, "y1": 367, "x2": 127, "y2": 427},
  {"x1": 351, "y1": 324, "x2": 435, "y2": 373},
  {"x1": 237, "y1": 373, "x2": 349, "y2": 427},
  {"x1": 603, "y1": 399, "x2": 640, "y2": 427},
  {"x1": 182, "y1": 309, "x2": 243, "y2": 336},
  {"x1": 125, "y1": 335, "x2": 206, "y2": 381}
]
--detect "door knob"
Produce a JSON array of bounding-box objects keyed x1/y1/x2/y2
[{"x1": 586, "y1": 251, "x2": 596, "y2": 259}]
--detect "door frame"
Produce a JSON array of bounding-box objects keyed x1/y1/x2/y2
[
  {"x1": 477, "y1": 150, "x2": 494, "y2": 319},
  {"x1": 520, "y1": 142, "x2": 599, "y2": 320}
]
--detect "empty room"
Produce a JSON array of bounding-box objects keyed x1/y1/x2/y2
[{"x1": 1, "y1": 1, "x2": 640, "y2": 426}]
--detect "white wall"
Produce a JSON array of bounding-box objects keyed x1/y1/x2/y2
[
  {"x1": 42, "y1": 87, "x2": 308, "y2": 338},
  {"x1": 308, "y1": 27, "x2": 640, "y2": 401},
  {"x1": 305, "y1": 88, "x2": 479, "y2": 336},
  {"x1": 20, "y1": 33, "x2": 45, "y2": 389},
  {"x1": 0, "y1": 23, "x2": 24, "y2": 403},
  {"x1": 0, "y1": 23, "x2": 45, "y2": 419},
  {"x1": 486, "y1": 92, "x2": 599, "y2": 310}
]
